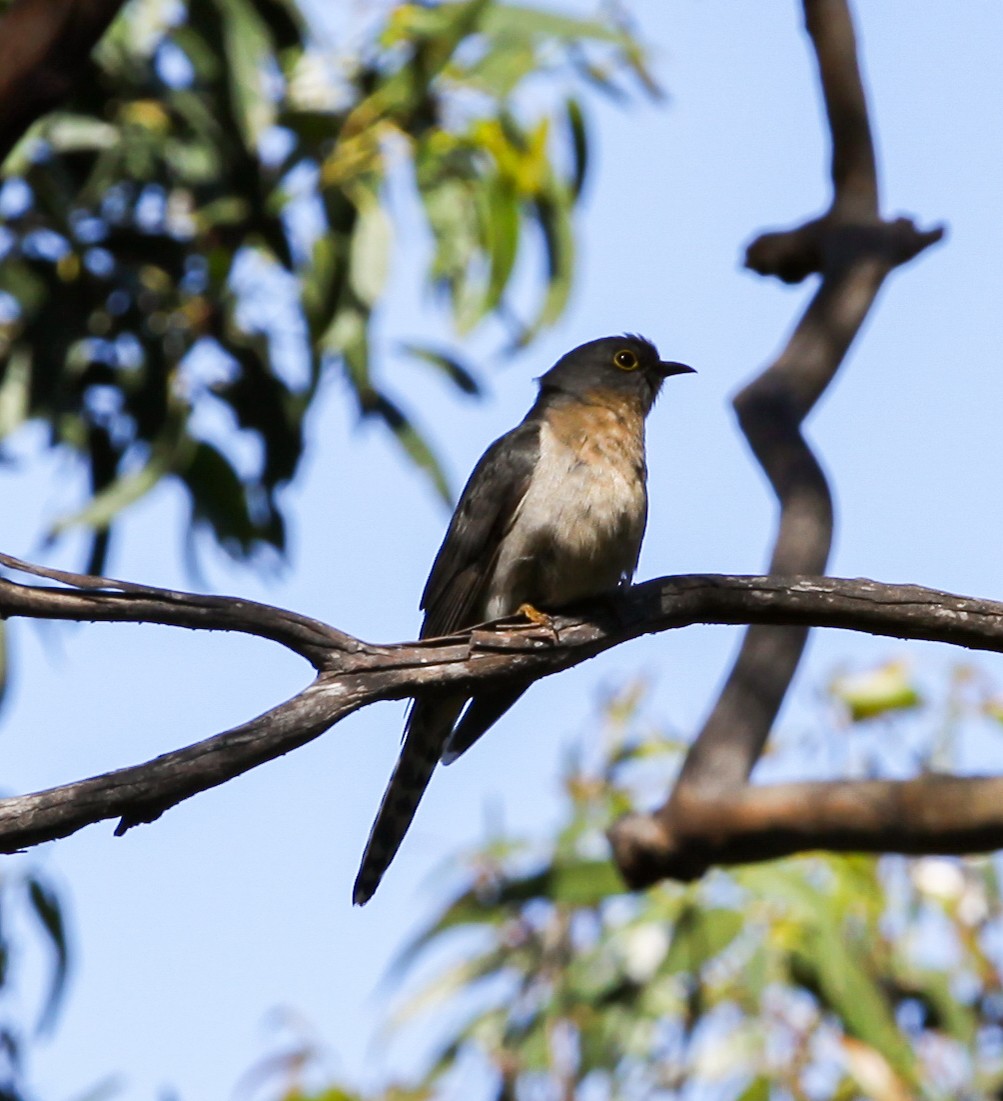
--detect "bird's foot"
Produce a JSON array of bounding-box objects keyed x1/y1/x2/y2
[{"x1": 516, "y1": 602, "x2": 559, "y2": 644}]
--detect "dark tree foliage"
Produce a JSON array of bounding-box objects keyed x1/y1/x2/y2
[{"x1": 0, "y1": 0, "x2": 653, "y2": 572}]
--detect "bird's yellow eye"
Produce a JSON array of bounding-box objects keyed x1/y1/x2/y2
[{"x1": 613, "y1": 348, "x2": 639, "y2": 371}]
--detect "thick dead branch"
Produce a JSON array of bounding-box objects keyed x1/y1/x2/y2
[
  {"x1": 807, "y1": 0, "x2": 877, "y2": 218},
  {"x1": 4, "y1": 560, "x2": 1003, "y2": 857},
  {"x1": 0, "y1": 0, "x2": 127, "y2": 165},
  {"x1": 610, "y1": 777, "x2": 1003, "y2": 889},
  {"x1": 663, "y1": 0, "x2": 944, "y2": 813},
  {"x1": 607, "y1": 0, "x2": 951, "y2": 885}
]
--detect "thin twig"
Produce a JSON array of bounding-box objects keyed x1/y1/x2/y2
[{"x1": 0, "y1": 552, "x2": 356, "y2": 666}]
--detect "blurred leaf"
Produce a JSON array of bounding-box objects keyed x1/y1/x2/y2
[
  {"x1": 531, "y1": 188, "x2": 574, "y2": 335},
  {"x1": 495, "y1": 859, "x2": 625, "y2": 906},
  {"x1": 481, "y1": 174, "x2": 519, "y2": 316},
  {"x1": 831, "y1": 661, "x2": 922, "y2": 722},
  {"x1": 216, "y1": 0, "x2": 275, "y2": 145},
  {"x1": 46, "y1": 437, "x2": 185, "y2": 539},
  {"x1": 367, "y1": 391, "x2": 451, "y2": 505},
  {"x1": 181, "y1": 440, "x2": 259, "y2": 552},
  {"x1": 480, "y1": 5, "x2": 632, "y2": 44},
  {"x1": 66, "y1": 1076, "x2": 125, "y2": 1101},
  {"x1": 400, "y1": 343, "x2": 482, "y2": 397},
  {"x1": 349, "y1": 199, "x2": 392, "y2": 307},
  {"x1": 565, "y1": 97, "x2": 588, "y2": 198},
  {"x1": 664, "y1": 904, "x2": 743, "y2": 973},
  {"x1": 840, "y1": 1036, "x2": 913, "y2": 1101},
  {"x1": 288, "y1": 1089, "x2": 363, "y2": 1101},
  {"x1": 791, "y1": 919, "x2": 918, "y2": 1086},
  {"x1": 736, "y1": 1078, "x2": 771, "y2": 1101},
  {"x1": 0, "y1": 348, "x2": 30, "y2": 439},
  {"x1": 27, "y1": 877, "x2": 69, "y2": 1034}
]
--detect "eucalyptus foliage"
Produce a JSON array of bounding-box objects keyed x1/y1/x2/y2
[
  {"x1": 269, "y1": 667, "x2": 1003, "y2": 1101},
  {"x1": 0, "y1": 0, "x2": 654, "y2": 570}
]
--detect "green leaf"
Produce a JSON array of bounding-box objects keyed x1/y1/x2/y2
[
  {"x1": 349, "y1": 199, "x2": 392, "y2": 307},
  {"x1": 565, "y1": 97, "x2": 588, "y2": 198},
  {"x1": 0, "y1": 347, "x2": 31, "y2": 439},
  {"x1": 481, "y1": 5, "x2": 631, "y2": 45},
  {"x1": 181, "y1": 440, "x2": 259, "y2": 553},
  {"x1": 895, "y1": 967, "x2": 977, "y2": 1046},
  {"x1": 735, "y1": 1077, "x2": 771, "y2": 1101},
  {"x1": 46, "y1": 440, "x2": 183, "y2": 539},
  {"x1": 215, "y1": 0, "x2": 274, "y2": 146},
  {"x1": 530, "y1": 187, "x2": 574, "y2": 334},
  {"x1": 247, "y1": 0, "x2": 303, "y2": 54},
  {"x1": 27, "y1": 877, "x2": 69, "y2": 1033},
  {"x1": 791, "y1": 923, "x2": 918, "y2": 1085},
  {"x1": 460, "y1": 38, "x2": 537, "y2": 98},
  {"x1": 831, "y1": 661, "x2": 922, "y2": 722},
  {"x1": 664, "y1": 905, "x2": 743, "y2": 973},
  {"x1": 481, "y1": 174, "x2": 520, "y2": 315},
  {"x1": 390, "y1": 885, "x2": 508, "y2": 977},
  {"x1": 367, "y1": 391, "x2": 451, "y2": 505},
  {"x1": 495, "y1": 859, "x2": 624, "y2": 906},
  {"x1": 36, "y1": 114, "x2": 120, "y2": 155},
  {"x1": 400, "y1": 343, "x2": 483, "y2": 397},
  {"x1": 171, "y1": 25, "x2": 223, "y2": 82},
  {"x1": 302, "y1": 234, "x2": 343, "y2": 340}
]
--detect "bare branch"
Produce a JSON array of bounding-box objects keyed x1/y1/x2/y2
[
  {"x1": 610, "y1": 776, "x2": 1003, "y2": 889},
  {"x1": 668, "y1": 0, "x2": 944, "y2": 813},
  {"x1": 0, "y1": 686, "x2": 363, "y2": 851},
  {"x1": 806, "y1": 0, "x2": 878, "y2": 218},
  {"x1": 0, "y1": 552, "x2": 355, "y2": 666},
  {"x1": 0, "y1": 0, "x2": 127, "y2": 165},
  {"x1": 4, "y1": 566, "x2": 1003, "y2": 857}
]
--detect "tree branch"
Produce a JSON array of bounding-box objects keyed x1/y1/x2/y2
[
  {"x1": 5, "y1": 562, "x2": 1003, "y2": 859},
  {"x1": 643, "y1": 0, "x2": 946, "y2": 884},
  {"x1": 0, "y1": 0, "x2": 127, "y2": 165},
  {"x1": 610, "y1": 776, "x2": 1003, "y2": 889},
  {"x1": 674, "y1": 0, "x2": 943, "y2": 804},
  {"x1": 0, "y1": 552, "x2": 354, "y2": 666}
]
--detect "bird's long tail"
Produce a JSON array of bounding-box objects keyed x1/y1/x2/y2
[
  {"x1": 353, "y1": 695, "x2": 465, "y2": 905},
  {"x1": 441, "y1": 686, "x2": 528, "y2": 764}
]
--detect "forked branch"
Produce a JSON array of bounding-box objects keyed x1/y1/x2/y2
[
  {"x1": 3, "y1": 555, "x2": 1003, "y2": 862},
  {"x1": 608, "y1": 0, "x2": 947, "y2": 877}
]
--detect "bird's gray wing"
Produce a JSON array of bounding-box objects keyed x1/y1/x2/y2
[
  {"x1": 352, "y1": 417, "x2": 540, "y2": 905},
  {"x1": 419, "y1": 417, "x2": 541, "y2": 639}
]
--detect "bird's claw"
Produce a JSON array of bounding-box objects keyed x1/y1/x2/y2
[{"x1": 516, "y1": 602, "x2": 560, "y2": 644}]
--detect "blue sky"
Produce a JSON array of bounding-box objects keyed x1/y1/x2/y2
[{"x1": 4, "y1": 2, "x2": 1003, "y2": 1097}]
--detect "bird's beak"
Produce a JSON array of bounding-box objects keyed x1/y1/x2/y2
[{"x1": 658, "y1": 360, "x2": 696, "y2": 377}]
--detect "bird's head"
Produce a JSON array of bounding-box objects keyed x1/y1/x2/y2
[{"x1": 537, "y1": 334, "x2": 694, "y2": 414}]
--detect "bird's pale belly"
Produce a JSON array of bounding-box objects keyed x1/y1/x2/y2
[{"x1": 483, "y1": 415, "x2": 647, "y2": 618}]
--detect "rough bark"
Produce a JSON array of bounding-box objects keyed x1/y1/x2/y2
[{"x1": 3, "y1": 555, "x2": 1003, "y2": 861}]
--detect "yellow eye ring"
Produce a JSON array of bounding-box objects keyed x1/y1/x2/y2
[{"x1": 613, "y1": 348, "x2": 639, "y2": 371}]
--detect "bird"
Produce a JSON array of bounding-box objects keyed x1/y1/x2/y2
[{"x1": 353, "y1": 334, "x2": 694, "y2": 904}]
